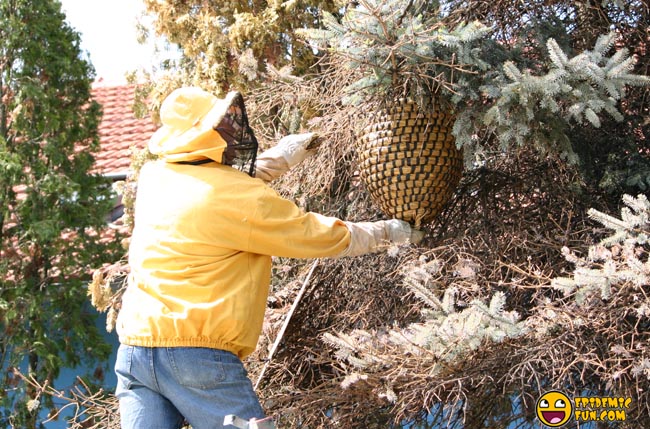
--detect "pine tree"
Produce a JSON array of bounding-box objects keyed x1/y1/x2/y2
[
  {"x1": 0, "y1": 0, "x2": 121, "y2": 426},
  {"x1": 94, "y1": 1, "x2": 650, "y2": 427},
  {"x1": 440, "y1": 0, "x2": 650, "y2": 196},
  {"x1": 323, "y1": 258, "x2": 526, "y2": 377},
  {"x1": 299, "y1": 0, "x2": 650, "y2": 166},
  {"x1": 552, "y1": 194, "x2": 650, "y2": 305}
]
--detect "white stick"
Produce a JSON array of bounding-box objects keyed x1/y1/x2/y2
[{"x1": 254, "y1": 259, "x2": 320, "y2": 390}]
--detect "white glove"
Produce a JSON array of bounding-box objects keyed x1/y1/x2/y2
[
  {"x1": 260, "y1": 133, "x2": 318, "y2": 168},
  {"x1": 273, "y1": 132, "x2": 319, "y2": 167},
  {"x1": 336, "y1": 219, "x2": 424, "y2": 257},
  {"x1": 255, "y1": 133, "x2": 319, "y2": 182}
]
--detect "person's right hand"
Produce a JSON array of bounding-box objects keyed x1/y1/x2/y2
[{"x1": 336, "y1": 219, "x2": 424, "y2": 257}]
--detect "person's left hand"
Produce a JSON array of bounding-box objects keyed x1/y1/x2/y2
[
  {"x1": 384, "y1": 219, "x2": 425, "y2": 245},
  {"x1": 268, "y1": 132, "x2": 320, "y2": 168}
]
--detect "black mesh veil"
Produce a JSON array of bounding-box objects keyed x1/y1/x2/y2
[{"x1": 213, "y1": 92, "x2": 258, "y2": 177}]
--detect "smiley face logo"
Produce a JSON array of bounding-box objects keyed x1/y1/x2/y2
[{"x1": 536, "y1": 391, "x2": 572, "y2": 427}]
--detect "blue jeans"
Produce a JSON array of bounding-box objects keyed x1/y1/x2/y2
[{"x1": 115, "y1": 345, "x2": 266, "y2": 429}]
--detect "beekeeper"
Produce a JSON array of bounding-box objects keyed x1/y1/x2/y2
[{"x1": 114, "y1": 86, "x2": 423, "y2": 429}]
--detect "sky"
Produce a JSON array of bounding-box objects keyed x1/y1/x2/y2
[{"x1": 59, "y1": 0, "x2": 158, "y2": 84}]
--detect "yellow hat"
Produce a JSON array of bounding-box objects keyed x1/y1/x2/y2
[{"x1": 148, "y1": 87, "x2": 239, "y2": 163}]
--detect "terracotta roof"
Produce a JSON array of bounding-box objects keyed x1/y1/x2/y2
[{"x1": 92, "y1": 83, "x2": 158, "y2": 176}]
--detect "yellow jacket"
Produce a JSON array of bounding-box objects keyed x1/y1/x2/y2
[
  {"x1": 116, "y1": 87, "x2": 351, "y2": 358},
  {"x1": 117, "y1": 160, "x2": 351, "y2": 358}
]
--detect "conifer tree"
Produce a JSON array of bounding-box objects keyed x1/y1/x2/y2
[
  {"x1": 324, "y1": 258, "x2": 526, "y2": 372},
  {"x1": 136, "y1": 1, "x2": 648, "y2": 194},
  {"x1": 0, "y1": 0, "x2": 121, "y2": 426},
  {"x1": 98, "y1": 1, "x2": 649, "y2": 427},
  {"x1": 553, "y1": 194, "x2": 650, "y2": 305},
  {"x1": 299, "y1": 0, "x2": 649, "y2": 166},
  {"x1": 441, "y1": 0, "x2": 650, "y2": 195}
]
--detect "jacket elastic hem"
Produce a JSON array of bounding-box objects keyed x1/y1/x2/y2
[{"x1": 118, "y1": 336, "x2": 251, "y2": 359}]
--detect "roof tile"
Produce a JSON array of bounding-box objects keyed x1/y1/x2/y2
[{"x1": 91, "y1": 83, "x2": 158, "y2": 176}]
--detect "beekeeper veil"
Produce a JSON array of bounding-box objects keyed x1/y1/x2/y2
[{"x1": 213, "y1": 92, "x2": 258, "y2": 177}]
